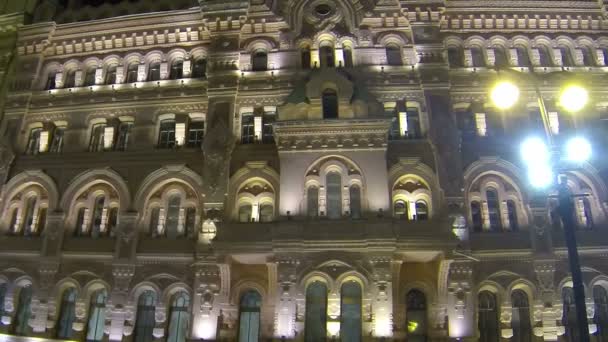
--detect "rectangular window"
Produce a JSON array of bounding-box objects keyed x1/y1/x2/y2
[
  {"x1": 26, "y1": 128, "x2": 42, "y2": 155},
  {"x1": 406, "y1": 107, "x2": 421, "y2": 139},
  {"x1": 126, "y1": 64, "x2": 138, "y2": 83},
  {"x1": 105, "y1": 67, "x2": 117, "y2": 85},
  {"x1": 187, "y1": 121, "x2": 205, "y2": 148},
  {"x1": 475, "y1": 113, "x2": 487, "y2": 136},
  {"x1": 45, "y1": 73, "x2": 56, "y2": 90},
  {"x1": 158, "y1": 120, "x2": 176, "y2": 148},
  {"x1": 84, "y1": 69, "x2": 96, "y2": 86},
  {"x1": 241, "y1": 113, "x2": 255, "y2": 144},
  {"x1": 115, "y1": 122, "x2": 133, "y2": 151},
  {"x1": 49, "y1": 127, "x2": 65, "y2": 153},
  {"x1": 89, "y1": 124, "x2": 105, "y2": 152},
  {"x1": 262, "y1": 110, "x2": 276, "y2": 144}
]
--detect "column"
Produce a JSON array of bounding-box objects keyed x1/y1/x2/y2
[
  {"x1": 273, "y1": 258, "x2": 299, "y2": 338},
  {"x1": 370, "y1": 257, "x2": 393, "y2": 338}
]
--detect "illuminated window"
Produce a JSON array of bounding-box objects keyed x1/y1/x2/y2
[
  {"x1": 89, "y1": 123, "x2": 106, "y2": 152},
  {"x1": 158, "y1": 120, "x2": 176, "y2": 148},
  {"x1": 238, "y1": 291, "x2": 261, "y2": 342},
  {"x1": 26, "y1": 127, "x2": 42, "y2": 154},
  {"x1": 252, "y1": 50, "x2": 268, "y2": 71},
  {"x1": 305, "y1": 282, "x2": 327, "y2": 341},
  {"x1": 13, "y1": 286, "x2": 32, "y2": 335},
  {"x1": 148, "y1": 62, "x2": 161, "y2": 81},
  {"x1": 349, "y1": 185, "x2": 361, "y2": 219},
  {"x1": 386, "y1": 44, "x2": 402, "y2": 66},
  {"x1": 170, "y1": 60, "x2": 183, "y2": 79},
  {"x1": 594, "y1": 285, "x2": 608, "y2": 341},
  {"x1": 320, "y1": 46, "x2": 335, "y2": 67},
  {"x1": 86, "y1": 290, "x2": 107, "y2": 342},
  {"x1": 486, "y1": 188, "x2": 502, "y2": 231},
  {"x1": 394, "y1": 200, "x2": 408, "y2": 219},
  {"x1": 322, "y1": 89, "x2": 338, "y2": 119},
  {"x1": 478, "y1": 291, "x2": 499, "y2": 342},
  {"x1": 167, "y1": 292, "x2": 190, "y2": 342},
  {"x1": 135, "y1": 291, "x2": 156, "y2": 342},
  {"x1": 340, "y1": 281, "x2": 362, "y2": 341},
  {"x1": 57, "y1": 288, "x2": 77, "y2": 339},
  {"x1": 406, "y1": 289, "x2": 427, "y2": 342},
  {"x1": 512, "y1": 289, "x2": 532, "y2": 342},
  {"x1": 326, "y1": 172, "x2": 342, "y2": 219}
]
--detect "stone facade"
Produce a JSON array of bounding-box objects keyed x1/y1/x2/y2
[{"x1": 0, "y1": 0, "x2": 608, "y2": 341}]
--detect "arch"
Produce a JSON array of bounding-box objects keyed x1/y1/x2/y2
[
  {"x1": 377, "y1": 31, "x2": 408, "y2": 47},
  {"x1": 340, "y1": 280, "x2": 362, "y2": 341},
  {"x1": 229, "y1": 162, "x2": 280, "y2": 221},
  {"x1": 61, "y1": 168, "x2": 131, "y2": 212},
  {"x1": 3, "y1": 170, "x2": 59, "y2": 212},
  {"x1": 304, "y1": 280, "x2": 328, "y2": 341},
  {"x1": 242, "y1": 37, "x2": 277, "y2": 53},
  {"x1": 230, "y1": 279, "x2": 267, "y2": 306},
  {"x1": 161, "y1": 282, "x2": 192, "y2": 306},
  {"x1": 406, "y1": 288, "x2": 428, "y2": 342},
  {"x1": 299, "y1": 271, "x2": 335, "y2": 293},
  {"x1": 134, "y1": 165, "x2": 204, "y2": 212},
  {"x1": 167, "y1": 291, "x2": 190, "y2": 342},
  {"x1": 52, "y1": 278, "x2": 82, "y2": 303},
  {"x1": 511, "y1": 288, "x2": 533, "y2": 342}
]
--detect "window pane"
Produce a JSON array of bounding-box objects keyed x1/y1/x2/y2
[
  {"x1": 185, "y1": 207, "x2": 196, "y2": 238},
  {"x1": 167, "y1": 292, "x2": 190, "y2": 342},
  {"x1": 115, "y1": 122, "x2": 133, "y2": 151},
  {"x1": 23, "y1": 196, "x2": 37, "y2": 236},
  {"x1": 594, "y1": 286, "x2": 608, "y2": 341},
  {"x1": 507, "y1": 200, "x2": 518, "y2": 231},
  {"x1": 415, "y1": 201, "x2": 428, "y2": 221},
  {"x1": 406, "y1": 289, "x2": 427, "y2": 342},
  {"x1": 262, "y1": 111, "x2": 275, "y2": 144},
  {"x1": 58, "y1": 288, "x2": 77, "y2": 338},
  {"x1": 75, "y1": 207, "x2": 87, "y2": 236},
  {"x1": 343, "y1": 47, "x2": 353, "y2": 67},
  {"x1": 238, "y1": 291, "x2": 261, "y2": 342},
  {"x1": 241, "y1": 114, "x2": 255, "y2": 144},
  {"x1": 187, "y1": 121, "x2": 205, "y2": 148},
  {"x1": 301, "y1": 48, "x2": 311, "y2": 69},
  {"x1": 239, "y1": 204, "x2": 252, "y2": 223},
  {"x1": 252, "y1": 51, "x2": 268, "y2": 71},
  {"x1": 320, "y1": 46, "x2": 335, "y2": 67},
  {"x1": 394, "y1": 200, "x2": 408, "y2": 219},
  {"x1": 50, "y1": 127, "x2": 65, "y2": 153},
  {"x1": 135, "y1": 291, "x2": 156, "y2": 342},
  {"x1": 126, "y1": 64, "x2": 139, "y2": 83},
  {"x1": 149, "y1": 207, "x2": 160, "y2": 237},
  {"x1": 349, "y1": 185, "x2": 361, "y2": 219},
  {"x1": 148, "y1": 63, "x2": 161, "y2": 81},
  {"x1": 512, "y1": 289, "x2": 532, "y2": 342},
  {"x1": 166, "y1": 195, "x2": 181, "y2": 239},
  {"x1": 326, "y1": 172, "x2": 342, "y2": 219},
  {"x1": 322, "y1": 89, "x2": 338, "y2": 119},
  {"x1": 91, "y1": 196, "x2": 105, "y2": 238},
  {"x1": 486, "y1": 189, "x2": 501, "y2": 231},
  {"x1": 259, "y1": 204, "x2": 273, "y2": 222},
  {"x1": 158, "y1": 120, "x2": 176, "y2": 148},
  {"x1": 14, "y1": 286, "x2": 32, "y2": 335},
  {"x1": 562, "y1": 287, "x2": 578, "y2": 342},
  {"x1": 89, "y1": 124, "x2": 105, "y2": 152},
  {"x1": 170, "y1": 61, "x2": 183, "y2": 79},
  {"x1": 471, "y1": 201, "x2": 483, "y2": 232},
  {"x1": 305, "y1": 282, "x2": 327, "y2": 342},
  {"x1": 26, "y1": 128, "x2": 41, "y2": 154},
  {"x1": 340, "y1": 281, "x2": 362, "y2": 342},
  {"x1": 192, "y1": 59, "x2": 207, "y2": 78},
  {"x1": 307, "y1": 187, "x2": 319, "y2": 217},
  {"x1": 478, "y1": 291, "x2": 499, "y2": 342},
  {"x1": 86, "y1": 290, "x2": 107, "y2": 342},
  {"x1": 386, "y1": 45, "x2": 402, "y2": 66}
]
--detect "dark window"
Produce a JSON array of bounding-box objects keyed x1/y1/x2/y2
[
  {"x1": 75, "y1": 207, "x2": 86, "y2": 236},
  {"x1": 238, "y1": 204, "x2": 252, "y2": 223},
  {"x1": 322, "y1": 89, "x2": 338, "y2": 119},
  {"x1": 343, "y1": 47, "x2": 353, "y2": 67},
  {"x1": 320, "y1": 46, "x2": 335, "y2": 67},
  {"x1": 512, "y1": 289, "x2": 532, "y2": 342},
  {"x1": 187, "y1": 121, "x2": 205, "y2": 148},
  {"x1": 91, "y1": 196, "x2": 105, "y2": 238},
  {"x1": 252, "y1": 50, "x2": 268, "y2": 71},
  {"x1": 340, "y1": 281, "x2": 362, "y2": 341},
  {"x1": 84, "y1": 68, "x2": 96, "y2": 86},
  {"x1": 582, "y1": 198, "x2": 594, "y2": 229},
  {"x1": 486, "y1": 188, "x2": 501, "y2": 231},
  {"x1": 107, "y1": 207, "x2": 118, "y2": 236},
  {"x1": 192, "y1": 59, "x2": 207, "y2": 78},
  {"x1": 406, "y1": 290, "x2": 427, "y2": 342},
  {"x1": 26, "y1": 128, "x2": 41, "y2": 154},
  {"x1": 386, "y1": 45, "x2": 402, "y2": 66},
  {"x1": 89, "y1": 123, "x2": 105, "y2": 152},
  {"x1": 23, "y1": 196, "x2": 37, "y2": 236},
  {"x1": 135, "y1": 291, "x2": 156, "y2": 342},
  {"x1": 478, "y1": 291, "x2": 499, "y2": 342},
  {"x1": 301, "y1": 48, "x2": 311, "y2": 69},
  {"x1": 238, "y1": 291, "x2": 261, "y2": 342},
  {"x1": 563, "y1": 287, "x2": 579, "y2": 342},
  {"x1": 148, "y1": 62, "x2": 161, "y2": 81},
  {"x1": 471, "y1": 201, "x2": 483, "y2": 232},
  {"x1": 538, "y1": 46, "x2": 552, "y2": 67},
  {"x1": 149, "y1": 208, "x2": 160, "y2": 236},
  {"x1": 126, "y1": 63, "x2": 139, "y2": 83},
  {"x1": 447, "y1": 47, "x2": 463, "y2": 67},
  {"x1": 516, "y1": 46, "x2": 531, "y2": 67},
  {"x1": 507, "y1": 200, "x2": 519, "y2": 231},
  {"x1": 165, "y1": 195, "x2": 181, "y2": 239},
  {"x1": 349, "y1": 185, "x2": 361, "y2": 219},
  {"x1": 326, "y1": 172, "x2": 342, "y2": 219},
  {"x1": 185, "y1": 207, "x2": 196, "y2": 238},
  {"x1": 304, "y1": 282, "x2": 327, "y2": 341},
  {"x1": 594, "y1": 285, "x2": 608, "y2": 341},
  {"x1": 394, "y1": 200, "x2": 408, "y2": 219},
  {"x1": 388, "y1": 107, "x2": 400, "y2": 140},
  {"x1": 307, "y1": 187, "x2": 319, "y2": 217},
  {"x1": 241, "y1": 113, "x2": 255, "y2": 144},
  {"x1": 406, "y1": 107, "x2": 421, "y2": 139},
  {"x1": 49, "y1": 127, "x2": 65, "y2": 153},
  {"x1": 115, "y1": 122, "x2": 132, "y2": 151},
  {"x1": 13, "y1": 286, "x2": 32, "y2": 335},
  {"x1": 45, "y1": 72, "x2": 56, "y2": 90},
  {"x1": 581, "y1": 47, "x2": 594, "y2": 66},
  {"x1": 64, "y1": 70, "x2": 76, "y2": 88},
  {"x1": 471, "y1": 47, "x2": 485, "y2": 67},
  {"x1": 170, "y1": 60, "x2": 183, "y2": 79},
  {"x1": 560, "y1": 47, "x2": 574, "y2": 67},
  {"x1": 494, "y1": 47, "x2": 509, "y2": 67},
  {"x1": 37, "y1": 208, "x2": 47, "y2": 235},
  {"x1": 57, "y1": 288, "x2": 77, "y2": 339},
  {"x1": 105, "y1": 65, "x2": 117, "y2": 84},
  {"x1": 415, "y1": 201, "x2": 428, "y2": 221},
  {"x1": 158, "y1": 120, "x2": 176, "y2": 148},
  {"x1": 262, "y1": 110, "x2": 275, "y2": 144},
  {"x1": 259, "y1": 204, "x2": 274, "y2": 222},
  {"x1": 8, "y1": 208, "x2": 18, "y2": 234}
]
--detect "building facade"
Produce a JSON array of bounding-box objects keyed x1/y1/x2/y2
[{"x1": 1, "y1": 0, "x2": 608, "y2": 341}]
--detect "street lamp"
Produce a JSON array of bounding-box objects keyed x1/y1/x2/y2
[{"x1": 490, "y1": 80, "x2": 592, "y2": 342}]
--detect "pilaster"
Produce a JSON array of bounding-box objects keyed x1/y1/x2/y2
[
  {"x1": 108, "y1": 264, "x2": 135, "y2": 341},
  {"x1": 447, "y1": 261, "x2": 474, "y2": 339},
  {"x1": 192, "y1": 259, "x2": 229, "y2": 340},
  {"x1": 273, "y1": 257, "x2": 299, "y2": 338}
]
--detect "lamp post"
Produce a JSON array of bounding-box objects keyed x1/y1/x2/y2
[{"x1": 490, "y1": 77, "x2": 592, "y2": 342}]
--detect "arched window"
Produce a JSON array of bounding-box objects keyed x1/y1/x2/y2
[
  {"x1": 560, "y1": 46, "x2": 574, "y2": 67},
  {"x1": 167, "y1": 292, "x2": 190, "y2": 342},
  {"x1": 126, "y1": 63, "x2": 139, "y2": 83},
  {"x1": 512, "y1": 289, "x2": 532, "y2": 342},
  {"x1": 64, "y1": 69, "x2": 76, "y2": 88},
  {"x1": 26, "y1": 127, "x2": 41, "y2": 154},
  {"x1": 319, "y1": 46, "x2": 335, "y2": 67},
  {"x1": 192, "y1": 58, "x2": 207, "y2": 78},
  {"x1": 471, "y1": 201, "x2": 483, "y2": 232},
  {"x1": 307, "y1": 187, "x2": 319, "y2": 217},
  {"x1": 89, "y1": 123, "x2": 106, "y2": 152},
  {"x1": 91, "y1": 196, "x2": 105, "y2": 238},
  {"x1": 581, "y1": 47, "x2": 594, "y2": 66},
  {"x1": 23, "y1": 196, "x2": 37, "y2": 236},
  {"x1": 343, "y1": 46, "x2": 353, "y2": 67},
  {"x1": 494, "y1": 47, "x2": 509, "y2": 67},
  {"x1": 394, "y1": 200, "x2": 408, "y2": 219},
  {"x1": 259, "y1": 204, "x2": 274, "y2": 223},
  {"x1": 305, "y1": 281, "x2": 327, "y2": 341},
  {"x1": 594, "y1": 285, "x2": 608, "y2": 341},
  {"x1": 415, "y1": 201, "x2": 428, "y2": 221},
  {"x1": 340, "y1": 281, "x2": 362, "y2": 342},
  {"x1": 57, "y1": 288, "x2": 77, "y2": 339},
  {"x1": 538, "y1": 46, "x2": 552, "y2": 66},
  {"x1": 301, "y1": 47, "x2": 311, "y2": 69},
  {"x1": 75, "y1": 207, "x2": 86, "y2": 236},
  {"x1": 239, "y1": 204, "x2": 252, "y2": 223},
  {"x1": 13, "y1": 286, "x2": 32, "y2": 335},
  {"x1": 84, "y1": 68, "x2": 96, "y2": 86},
  {"x1": 326, "y1": 172, "x2": 342, "y2": 219},
  {"x1": 507, "y1": 200, "x2": 519, "y2": 231},
  {"x1": 478, "y1": 291, "x2": 499, "y2": 342},
  {"x1": 322, "y1": 89, "x2": 338, "y2": 119},
  {"x1": 45, "y1": 70, "x2": 57, "y2": 90},
  {"x1": 386, "y1": 44, "x2": 403, "y2": 66},
  {"x1": 165, "y1": 194, "x2": 181, "y2": 239},
  {"x1": 0, "y1": 283, "x2": 6, "y2": 317},
  {"x1": 158, "y1": 119, "x2": 176, "y2": 148},
  {"x1": 170, "y1": 60, "x2": 183, "y2": 79},
  {"x1": 105, "y1": 65, "x2": 117, "y2": 84},
  {"x1": 406, "y1": 289, "x2": 427, "y2": 342},
  {"x1": 582, "y1": 198, "x2": 593, "y2": 229},
  {"x1": 135, "y1": 290, "x2": 156, "y2": 342},
  {"x1": 86, "y1": 290, "x2": 107, "y2": 342},
  {"x1": 471, "y1": 47, "x2": 485, "y2": 67},
  {"x1": 238, "y1": 290, "x2": 262, "y2": 342},
  {"x1": 149, "y1": 207, "x2": 160, "y2": 235},
  {"x1": 516, "y1": 46, "x2": 530, "y2": 67},
  {"x1": 486, "y1": 188, "x2": 501, "y2": 231},
  {"x1": 8, "y1": 207, "x2": 18, "y2": 234},
  {"x1": 148, "y1": 62, "x2": 161, "y2": 81},
  {"x1": 447, "y1": 47, "x2": 463, "y2": 67},
  {"x1": 562, "y1": 287, "x2": 579, "y2": 342},
  {"x1": 251, "y1": 50, "x2": 268, "y2": 71},
  {"x1": 349, "y1": 185, "x2": 361, "y2": 219},
  {"x1": 108, "y1": 207, "x2": 118, "y2": 235}
]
